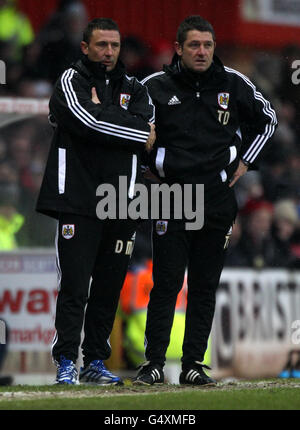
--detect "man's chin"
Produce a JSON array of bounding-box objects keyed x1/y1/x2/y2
[{"x1": 193, "y1": 64, "x2": 209, "y2": 73}]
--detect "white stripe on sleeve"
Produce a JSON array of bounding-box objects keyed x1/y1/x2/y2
[
  {"x1": 224, "y1": 66, "x2": 277, "y2": 163},
  {"x1": 128, "y1": 154, "x2": 137, "y2": 199},
  {"x1": 58, "y1": 148, "x2": 66, "y2": 194},
  {"x1": 155, "y1": 147, "x2": 166, "y2": 178}
]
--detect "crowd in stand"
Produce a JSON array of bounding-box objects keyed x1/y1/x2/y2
[{"x1": 0, "y1": 0, "x2": 299, "y2": 269}]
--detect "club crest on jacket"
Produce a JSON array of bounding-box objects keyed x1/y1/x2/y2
[
  {"x1": 120, "y1": 93, "x2": 131, "y2": 110},
  {"x1": 62, "y1": 224, "x2": 75, "y2": 239},
  {"x1": 218, "y1": 92, "x2": 229, "y2": 109},
  {"x1": 156, "y1": 220, "x2": 168, "y2": 235}
]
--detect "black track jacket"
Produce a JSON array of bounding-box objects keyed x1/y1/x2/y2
[
  {"x1": 36, "y1": 56, "x2": 154, "y2": 219},
  {"x1": 142, "y1": 54, "x2": 277, "y2": 187}
]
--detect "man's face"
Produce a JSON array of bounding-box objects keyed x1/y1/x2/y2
[
  {"x1": 81, "y1": 29, "x2": 121, "y2": 71},
  {"x1": 175, "y1": 30, "x2": 215, "y2": 73}
]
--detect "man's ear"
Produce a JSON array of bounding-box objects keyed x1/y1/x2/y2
[
  {"x1": 80, "y1": 41, "x2": 88, "y2": 55},
  {"x1": 174, "y1": 41, "x2": 182, "y2": 56}
]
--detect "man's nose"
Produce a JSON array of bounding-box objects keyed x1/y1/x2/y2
[
  {"x1": 197, "y1": 44, "x2": 206, "y2": 56},
  {"x1": 106, "y1": 44, "x2": 113, "y2": 56}
]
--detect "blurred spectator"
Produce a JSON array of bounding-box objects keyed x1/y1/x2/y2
[
  {"x1": 9, "y1": 130, "x2": 35, "y2": 193},
  {"x1": 290, "y1": 230, "x2": 300, "y2": 269},
  {"x1": 0, "y1": 181, "x2": 24, "y2": 250},
  {"x1": 227, "y1": 198, "x2": 300, "y2": 269},
  {"x1": 285, "y1": 148, "x2": 300, "y2": 202},
  {"x1": 272, "y1": 199, "x2": 300, "y2": 268},
  {"x1": 0, "y1": 159, "x2": 16, "y2": 184},
  {"x1": 224, "y1": 216, "x2": 245, "y2": 267},
  {"x1": 259, "y1": 145, "x2": 292, "y2": 202},
  {"x1": 234, "y1": 170, "x2": 264, "y2": 209},
  {"x1": 0, "y1": 120, "x2": 56, "y2": 247},
  {"x1": 0, "y1": 0, "x2": 34, "y2": 94},
  {"x1": 149, "y1": 39, "x2": 174, "y2": 71},
  {"x1": 120, "y1": 35, "x2": 155, "y2": 80},
  {"x1": 250, "y1": 51, "x2": 282, "y2": 104},
  {"x1": 229, "y1": 199, "x2": 276, "y2": 268},
  {"x1": 0, "y1": 161, "x2": 20, "y2": 249},
  {"x1": 274, "y1": 102, "x2": 297, "y2": 150},
  {"x1": 16, "y1": 78, "x2": 53, "y2": 98},
  {"x1": 0, "y1": 0, "x2": 34, "y2": 61},
  {"x1": 0, "y1": 138, "x2": 7, "y2": 161},
  {"x1": 29, "y1": 0, "x2": 88, "y2": 84},
  {"x1": 16, "y1": 156, "x2": 57, "y2": 248},
  {"x1": 38, "y1": 0, "x2": 87, "y2": 40},
  {"x1": 10, "y1": 121, "x2": 57, "y2": 247}
]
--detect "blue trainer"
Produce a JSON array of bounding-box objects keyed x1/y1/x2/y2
[
  {"x1": 55, "y1": 356, "x2": 78, "y2": 385},
  {"x1": 291, "y1": 368, "x2": 300, "y2": 378},
  {"x1": 291, "y1": 354, "x2": 300, "y2": 378},
  {"x1": 79, "y1": 360, "x2": 123, "y2": 385},
  {"x1": 278, "y1": 369, "x2": 291, "y2": 378}
]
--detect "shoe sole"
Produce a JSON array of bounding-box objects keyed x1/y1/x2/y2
[
  {"x1": 79, "y1": 382, "x2": 123, "y2": 386},
  {"x1": 132, "y1": 380, "x2": 164, "y2": 386},
  {"x1": 180, "y1": 381, "x2": 217, "y2": 387},
  {"x1": 79, "y1": 380, "x2": 123, "y2": 386}
]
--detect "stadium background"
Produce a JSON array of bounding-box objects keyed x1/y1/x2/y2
[{"x1": 0, "y1": 0, "x2": 300, "y2": 385}]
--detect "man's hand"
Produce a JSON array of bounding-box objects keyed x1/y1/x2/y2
[
  {"x1": 229, "y1": 160, "x2": 248, "y2": 187},
  {"x1": 91, "y1": 87, "x2": 101, "y2": 104},
  {"x1": 143, "y1": 166, "x2": 162, "y2": 183},
  {"x1": 145, "y1": 123, "x2": 156, "y2": 152}
]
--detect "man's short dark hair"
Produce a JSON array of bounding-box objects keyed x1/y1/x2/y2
[
  {"x1": 176, "y1": 15, "x2": 215, "y2": 46},
  {"x1": 83, "y1": 18, "x2": 120, "y2": 44}
]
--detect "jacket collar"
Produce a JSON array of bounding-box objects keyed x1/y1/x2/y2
[
  {"x1": 163, "y1": 53, "x2": 227, "y2": 88},
  {"x1": 71, "y1": 55, "x2": 126, "y2": 81}
]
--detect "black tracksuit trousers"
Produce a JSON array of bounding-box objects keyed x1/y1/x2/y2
[
  {"x1": 145, "y1": 201, "x2": 236, "y2": 369},
  {"x1": 52, "y1": 213, "x2": 136, "y2": 366}
]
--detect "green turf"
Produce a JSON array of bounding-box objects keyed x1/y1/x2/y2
[
  {"x1": 0, "y1": 388, "x2": 300, "y2": 410},
  {"x1": 0, "y1": 381, "x2": 300, "y2": 410}
]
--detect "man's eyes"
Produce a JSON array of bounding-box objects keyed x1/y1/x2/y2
[
  {"x1": 189, "y1": 43, "x2": 213, "y2": 49},
  {"x1": 97, "y1": 42, "x2": 120, "y2": 48}
]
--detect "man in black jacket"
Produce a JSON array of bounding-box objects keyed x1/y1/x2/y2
[
  {"x1": 37, "y1": 18, "x2": 155, "y2": 385},
  {"x1": 133, "y1": 15, "x2": 277, "y2": 386}
]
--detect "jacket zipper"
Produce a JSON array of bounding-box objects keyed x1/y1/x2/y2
[
  {"x1": 104, "y1": 75, "x2": 110, "y2": 100},
  {"x1": 196, "y1": 81, "x2": 200, "y2": 98}
]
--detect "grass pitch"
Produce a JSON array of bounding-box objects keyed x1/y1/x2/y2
[{"x1": 0, "y1": 378, "x2": 300, "y2": 410}]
